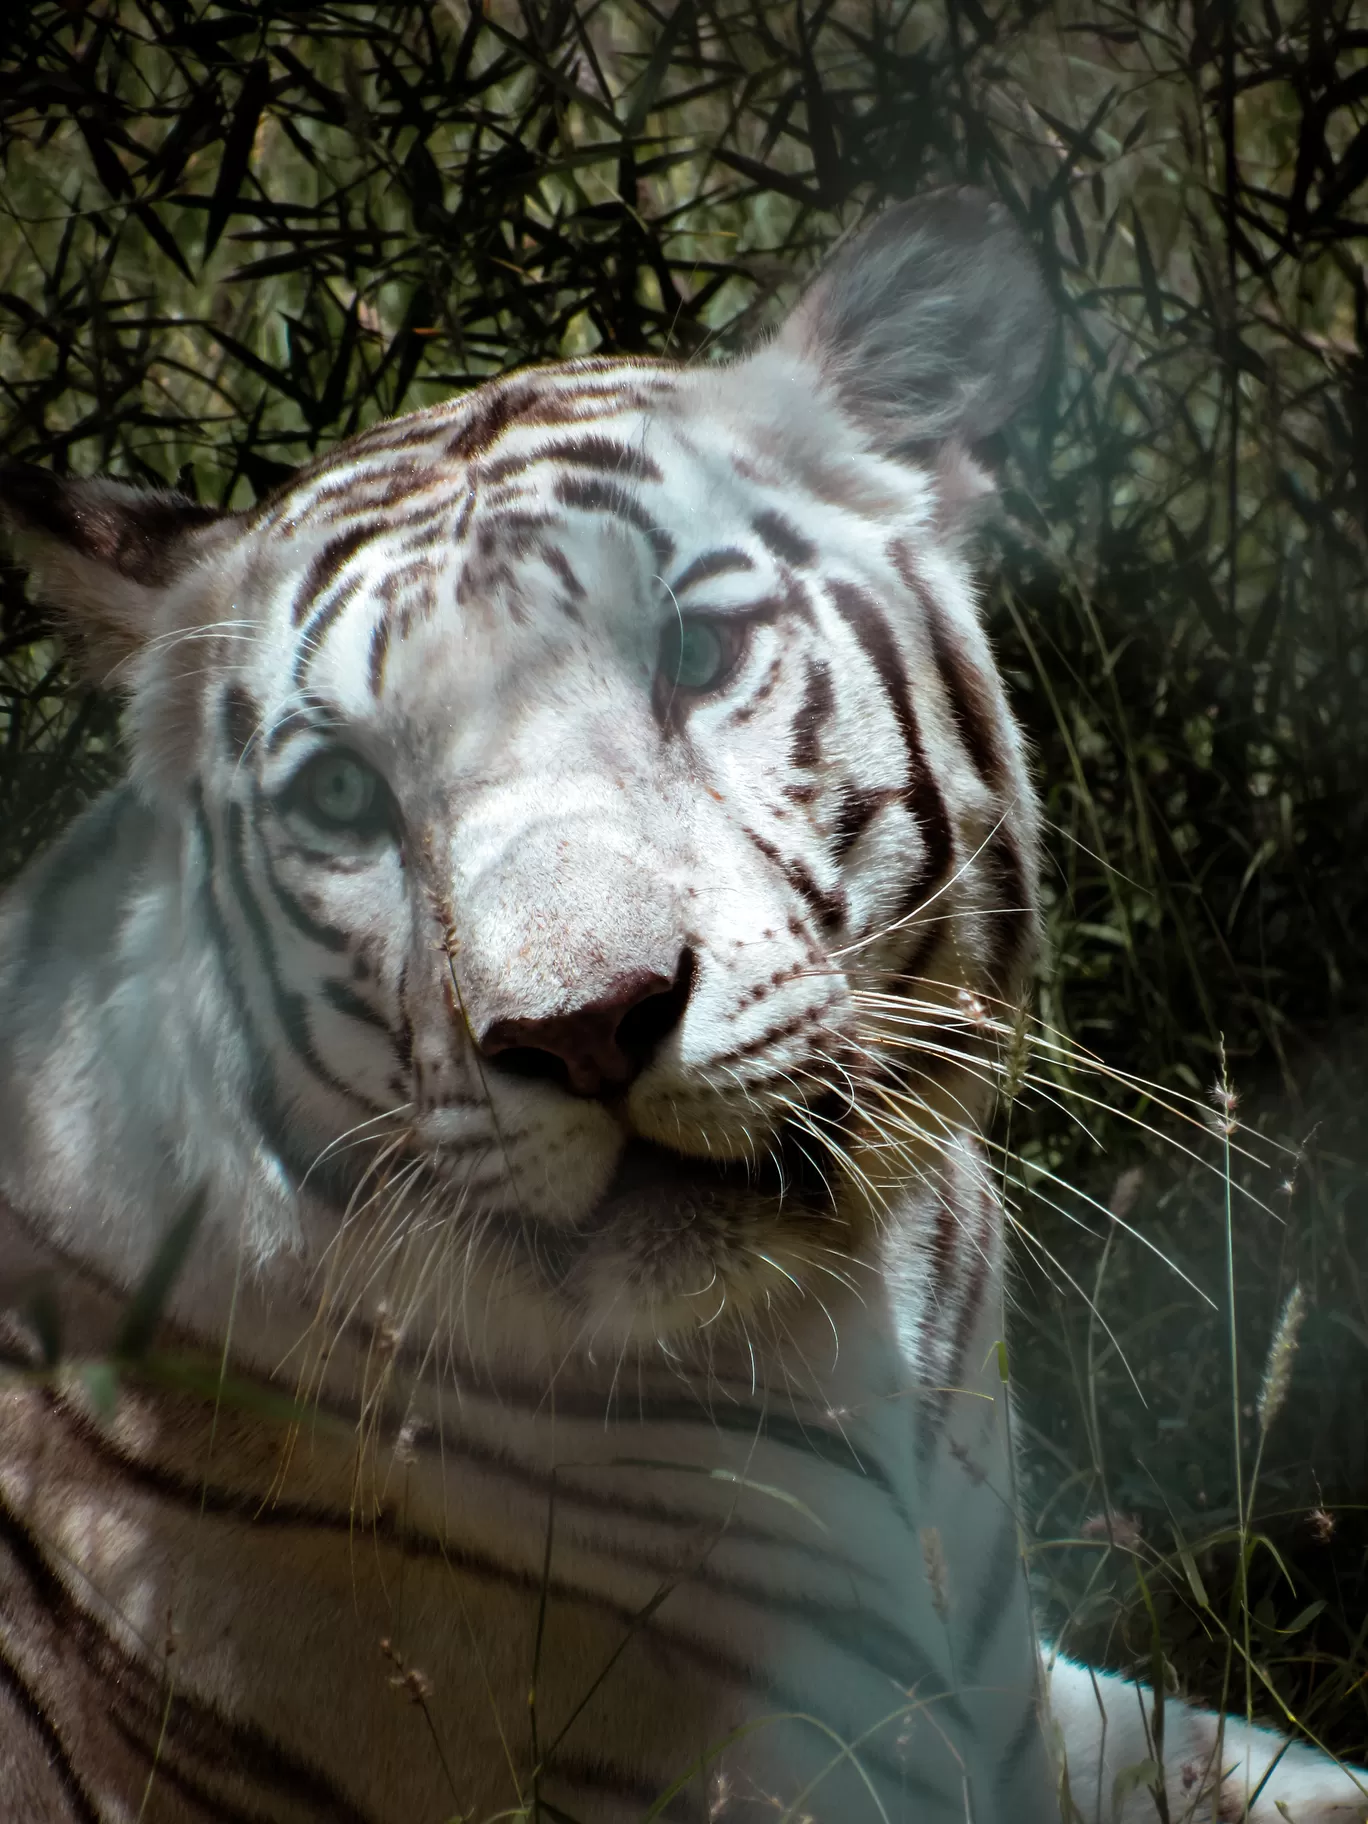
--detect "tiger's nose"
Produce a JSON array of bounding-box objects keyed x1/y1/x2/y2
[{"x1": 478, "y1": 949, "x2": 695, "y2": 1099}]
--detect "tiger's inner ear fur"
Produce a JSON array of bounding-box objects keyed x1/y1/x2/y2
[
  {"x1": 766, "y1": 188, "x2": 1053, "y2": 520},
  {"x1": 0, "y1": 464, "x2": 231, "y2": 683}
]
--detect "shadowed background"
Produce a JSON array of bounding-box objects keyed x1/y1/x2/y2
[{"x1": 1, "y1": 0, "x2": 1366, "y2": 1766}]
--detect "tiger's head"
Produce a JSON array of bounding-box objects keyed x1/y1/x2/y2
[{"x1": 2, "y1": 191, "x2": 1051, "y2": 1359}]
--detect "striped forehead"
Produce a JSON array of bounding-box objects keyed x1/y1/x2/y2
[
  {"x1": 253, "y1": 359, "x2": 681, "y2": 530},
  {"x1": 250, "y1": 367, "x2": 829, "y2": 677}
]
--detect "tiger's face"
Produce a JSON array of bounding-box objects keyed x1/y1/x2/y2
[{"x1": 3, "y1": 192, "x2": 1051, "y2": 1350}]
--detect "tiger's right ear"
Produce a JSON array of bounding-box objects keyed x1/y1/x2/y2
[
  {"x1": 0, "y1": 464, "x2": 233, "y2": 682},
  {"x1": 764, "y1": 188, "x2": 1053, "y2": 456}
]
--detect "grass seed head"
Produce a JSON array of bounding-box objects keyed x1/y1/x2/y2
[
  {"x1": 920, "y1": 1525, "x2": 952, "y2": 1623},
  {"x1": 1256, "y1": 1283, "x2": 1307, "y2": 1433}
]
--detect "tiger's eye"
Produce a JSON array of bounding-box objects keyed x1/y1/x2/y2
[
  {"x1": 287, "y1": 750, "x2": 384, "y2": 834},
  {"x1": 658, "y1": 617, "x2": 729, "y2": 693}
]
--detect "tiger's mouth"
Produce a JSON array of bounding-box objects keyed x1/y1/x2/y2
[
  {"x1": 594, "y1": 1100, "x2": 849, "y2": 1227},
  {"x1": 557, "y1": 1111, "x2": 859, "y2": 1336}
]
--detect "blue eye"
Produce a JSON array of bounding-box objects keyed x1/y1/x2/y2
[
  {"x1": 308, "y1": 754, "x2": 375, "y2": 824},
  {"x1": 285, "y1": 750, "x2": 389, "y2": 838},
  {"x1": 658, "y1": 617, "x2": 733, "y2": 693}
]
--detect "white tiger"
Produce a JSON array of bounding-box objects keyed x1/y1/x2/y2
[{"x1": 0, "y1": 189, "x2": 1361, "y2": 1824}]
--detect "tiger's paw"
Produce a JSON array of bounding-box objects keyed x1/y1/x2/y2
[{"x1": 1046, "y1": 1652, "x2": 1368, "y2": 1823}]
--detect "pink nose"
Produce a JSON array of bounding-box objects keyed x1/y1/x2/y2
[{"x1": 478, "y1": 950, "x2": 695, "y2": 1099}]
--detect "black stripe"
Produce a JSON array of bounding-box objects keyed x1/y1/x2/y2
[
  {"x1": 320, "y1": 975, "x2": 395, "y2": 1038},
  {"x1": 223, "y1": 800, "x2": 373, "y2": 1109},
  {"x1": 827, "y1": 580, "x2": 954, "y2": 929},
  {"x1": 221, "y1": 684, "x2": 262, "y2": 763},
  {"x1": 264, "y1": 693, "x2": 346, "y2": 755},
  {"x1": 368, "y1": 611, "x2": 392, "y2": 694},
  {"x1": 291, "y1": 525, "x2": 372, "y2": 625},
  {"x1": 670, "y1": 547, "x2": 755, "y2": 595},
  {"x1": 302, "y1": 461, "x2": 445, "y2": 523},
  {"x1": 22, "y1": 787, "x2": 147, "y2": 964},
  {"x1": 394, "y1": 959, "x2": 414, "y2": 1077},
  {"x1": 752, "y1": 508, "x2": 815, "y2": 567},
  {"x1": 997, "y1": 1687, "x2": 1050, "y2": 1796},
  {"x1": 191, "y1": 784, "x2": 293, "y2": 1161},
  {"x1": 832, "y1": 785, "x2": 896, "y2": 861},
  {"x1": 260, "y1": 847, "x2": 350, "y2": 952},
  {"x1": 962, "y1": 1511, "x2": 1024, "y2": 1676},
  {"x1": 348, "y1": 417, "x2": 454, "y2": 456},
  {"x1": 0, "y1": 1641, "x2": 102, "y2": 1824},
  {"x1": 474, "y1": 508, "x2": 556, "y2": 557},
  {"x1": 752, "y1": 1590, "x2": 958, "y2": 1715},
  {"x1": 744, "y1": 824, "x2": 846, "y2": 932},
  {"x1": 447, "y1": 380, "x2": 643, "y2": 461},
  {"x1": 294, "y1": 573, "x2": 365, "y2": 688},
  {"x1": 198, "y1": 815, "x2": 366, "y2": 1206},
  {"x1": 104, "y1": 1703, "x2": 375, "y2": 1824},
  {"x1": 272, "y1": 839, "x2": 378, "y2": 875},
  {"x1": 542, "y1": 544, "x2": 585, "y2": 615},
  {"x1": 555, "y1": 474, "x2": 675, "y2": 569},
  {"x1": 0, "y1": 1480, "x2": 378, "y2": 1824},
  {"x1": 542, "y1": 544, "x2": 585, "y2": 597},
  {"x1": 791, "y1": 658, "x2": 835, "y2": 771},
  {"x1": 359, "y1": 558, "x2": 438, "y2": 695},
  {"x1": 317, "y1": 498, "x2": 452, "y2": 541},
  {"x1": 425, "y1": 1376, "x2": 898, "y2": 1503},
  {"x1": 481, "y1": 433, "x2": 663, "y2": 488},
  {"x1": 984, "y1": 829, "x2": 1035, "y2": 989},
  {"x1": 711, "y1": 1006, "x2": 821, "y2": 1066},
  {"x1": 46, "y1": 1356, "x2": 873, "y2": 1583},
  {"x1": 922, "y1": 599, "x2": 1009, "y2": 791},
  {"x1": 43, "y1": 1330, "x2": 917, "y2": 1623},
  {"x1": 34, "y1": 1400, "x2": 763, "y2": 1699}
]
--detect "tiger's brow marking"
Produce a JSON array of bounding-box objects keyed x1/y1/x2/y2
[
  {"x1": 290, "y1": 525, "x2": 374, "y2": 625},
  {"x1": 294, "y1": 574, "x2": 366, "y2": 688},
  {"x1": 554, "y1": 474, "x2": 675, "y2": 571},
  {"x1": 479, "y1": 435, "x2": 664, "y2": 489},
  {"x1": 752, "y1": 508, "x2": 816, "y2": 568},
  {"x1": 670, "y1": 546, "x2": 755, "y2": 594}
]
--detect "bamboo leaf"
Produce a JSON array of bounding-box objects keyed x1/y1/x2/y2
[{"x1": 203, "y1": 58, "x2": 272, "y2": 259}]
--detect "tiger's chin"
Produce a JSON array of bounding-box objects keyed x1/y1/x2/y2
[
  {"x1": 385, "y1": 1116, "x2": 873, "y2": 1363},
  {"x1": 544, "y1": 1134, "x2": 867, "y2": 1352}
]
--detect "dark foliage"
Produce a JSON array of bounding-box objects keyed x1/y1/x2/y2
[{"x1": 2, "y1": 0, "x2": 1367, "y2": 1770}]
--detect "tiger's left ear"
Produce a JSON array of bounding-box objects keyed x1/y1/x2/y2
[
  {"x1": 766, "y1": 188, "x2": 1053, "y2": 480},
  {"x1": 0, "y1": 465, "x2": 233, "y2": 682}
]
